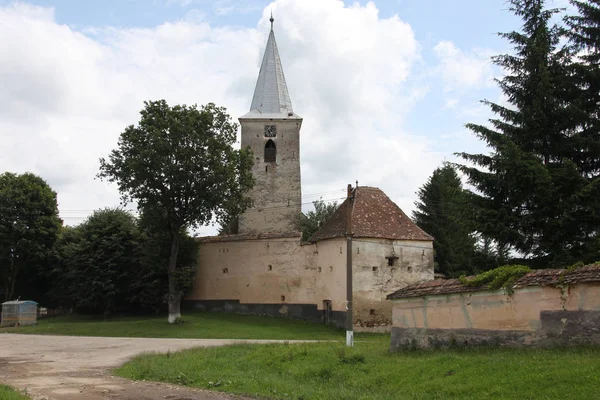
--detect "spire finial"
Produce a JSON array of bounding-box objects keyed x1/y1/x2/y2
[{"x1": 270, "y1": 11, "x2": 274, "y2": 31}]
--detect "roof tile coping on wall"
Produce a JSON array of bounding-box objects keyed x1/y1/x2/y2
[
  {"x1": 196, "y1": 231, "x2": 302, "y2": 243},
  {"x1": 386, "y1": 263, "x2": 600, "y2": 300},
  {"x1": 309, "y1": 186, "x2": 433, "y2": 243}
]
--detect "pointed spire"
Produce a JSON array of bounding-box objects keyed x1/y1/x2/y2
[{"x1": 246, "y1": 16, "x2": 295, "y2": 117}]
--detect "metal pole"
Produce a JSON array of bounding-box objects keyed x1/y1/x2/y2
[{"x1": 345, "y1": 184, "x2": 354, "y2": 347}]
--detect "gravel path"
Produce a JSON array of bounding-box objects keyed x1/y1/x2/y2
[{"x1": 0, "y1": 334, "x2": 291, "y2": 400}]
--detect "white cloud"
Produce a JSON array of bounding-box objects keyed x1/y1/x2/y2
[
  {"x1": 433, "y1": 40, "x2": 494, "y2": 92},
  {"x1": 0, "y1": 0, "x2": 447, "y2": 234}
]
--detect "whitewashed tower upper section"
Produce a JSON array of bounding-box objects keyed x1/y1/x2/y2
[{"x1": 238, "y1": 16, "x2": 302, "y2": 234}]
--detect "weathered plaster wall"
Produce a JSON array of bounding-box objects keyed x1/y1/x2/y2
[
  {"x1": 187, "y1": 237, "x2": 349, "y2": 325},
  {"x1": 353, "y1": 239, "x2": 433, "y2": 331},
  {"x1": 188, "y1": 236, "x2": 434, "y2": 329},
  {"x1": 390, "y1": 282, "x2": 600, "y2": 348},
  {"x1": 238, "y1": 118, "x2": 302, "y2": 234}
]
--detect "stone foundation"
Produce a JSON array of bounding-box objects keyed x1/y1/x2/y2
[{"x1": 183, "y1": 299, "x2": 347, "y2": 328}]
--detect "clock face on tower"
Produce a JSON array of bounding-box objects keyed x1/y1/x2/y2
[{"x1": 264, "y1": 125, "x2": 277, "y2": 137}]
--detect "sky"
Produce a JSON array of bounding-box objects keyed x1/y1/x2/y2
[{"x1": 0, "y1": 0, "x2": 573, "y2": 235}]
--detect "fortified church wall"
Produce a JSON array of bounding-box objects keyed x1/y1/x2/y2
[{"x1": 185, "y1": 18, "x2": 434, "y2": 330}]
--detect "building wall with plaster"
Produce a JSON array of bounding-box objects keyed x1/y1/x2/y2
[
  {"x1": 187, "y1": 236, "x2": 433, "y2": 330},
  {"x1": 389, "y1": 282, "x2": 600, "y2": 348},
  {"x1": 353, "y1": 239, "x2": 433, "y2": 331}
]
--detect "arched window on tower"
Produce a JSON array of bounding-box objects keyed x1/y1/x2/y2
[{"x1": 264, "y1": 139, "x2": 276, "y2": 163}]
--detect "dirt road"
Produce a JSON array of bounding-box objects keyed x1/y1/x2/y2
[{"x1": 0, "y1": 334, "x2": 286, "y2": 400}]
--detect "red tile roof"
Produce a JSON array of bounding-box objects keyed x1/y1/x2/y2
[
  {"x1": 386, "y1": 263, "x2": 600, "y2": 300},
  {"x1": 310, "y1": 187, "x2": 433, "y2": 242}
]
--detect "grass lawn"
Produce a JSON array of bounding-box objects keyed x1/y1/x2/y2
[
  {"x1": 0, "y1": 311, "x2": 378, "y2": 341},
  {"x1": 0, "y1": 385, "x2": 29, "y2": 400},
  {"x1": 115, "y1": 339, "x2": 600, "y2": 400}
]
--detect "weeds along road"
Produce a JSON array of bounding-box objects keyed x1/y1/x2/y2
[{"x1": 0, "y1": 334, "x2": 300, "y2": 400}]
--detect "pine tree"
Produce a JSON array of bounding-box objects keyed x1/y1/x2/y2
[
  {"x1": 566, "y1": 0, "x2": 600, "y2": 178},
  {"x1": 456, "y1": 0, "x2": 600, "y2": 267},
  {"x1": 413, "y1": 164, "x2": 476, "y2": 277}
]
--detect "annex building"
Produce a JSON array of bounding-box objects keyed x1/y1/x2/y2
[{"x1": 185, "y1": 18, "x2": 434, "y2": 331}]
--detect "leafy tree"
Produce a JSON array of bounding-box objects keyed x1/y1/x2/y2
[
  {"x1": 412, "y1": 164, "x2": 477, "y2": 277},
  {"x1": 456, "y1": 0, "x2": 599, "y2": 267},
  {"x1": 295, "y1": 199, "x2": 339, "y2": 241},
  {"x1": 53, "y1": 208, "x2": 140, "y2": 315},
  {"x1": 99, "y1": 100, "x2": 254, "y2": 323},
  {"x1": 0, "y1": 172, "x2": 61, "y2": 301},
  {"x1": 131, "y1": 212, "x2": 198, "y2": 312}
]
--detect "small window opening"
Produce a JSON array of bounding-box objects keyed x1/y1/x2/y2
[
  {"x1": 407, "y1": 266, "x2": 413, "y2": 273},
  {"x1": 265, "y1": 165, "x2": 268, "y2": 172},
  {"x1": 372, "y1": 267, "x2": 378, "y2": 272},
  {"x1": 386, "y1": 256, "x2": 399, "y2": 267},
  {"x1": 264, "y1": 139, "x2": 276, "y2": 163},
  {"x1": 281, "y1": 295, "x2": 286, "y2": 302},
  {"x1": 318, "y1": 267, "x2": 322, "y2": 272},
  {"x1": 329, "y1": 266, "x2": 333, "y2": 272},
  {"x1": 222, "y1": 268, "x2": 228, "y2": 274},
  {"x1": 268, "y1": 265, "x2": 272, "y2": 271},
  {"x1": 369, "y1": 309, "x2": 376, "y2": 316}
]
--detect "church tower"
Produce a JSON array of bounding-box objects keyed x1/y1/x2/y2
[{"x1": 238, "y1": 16, "x2": 302, "y2": 234}]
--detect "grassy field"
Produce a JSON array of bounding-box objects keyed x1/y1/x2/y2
[
  {"x1": 0, "y1": 312, "x2": 377, "y2": 341},
  {"x1": 0, "y1": 385, "x2": 29, "y2": 400},
  {"x1": 115, "y1": 339, "x2": 600, "y2": 400}
]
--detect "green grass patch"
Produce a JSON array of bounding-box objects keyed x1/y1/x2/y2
[
  {"x1": 115, "y1": 340, "x2": 600, "y2": 400},
  {"x1": 0, "y1": 312, "x2": 380, "y2": 341},
  {"x1": 0, "y1": 385, "x2": 30, "y2": 400}
]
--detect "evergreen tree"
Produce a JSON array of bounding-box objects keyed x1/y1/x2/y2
[
  {"x1": 456, "y1": 0, "x2": 599, "y2": 267},
  {"x1": 566, "y1": 0, "x2": 600, "y2": 178},
  {"x1": 413, "y1": 164, "x2": 476, "y2": 277}
]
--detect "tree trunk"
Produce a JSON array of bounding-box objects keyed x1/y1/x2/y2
[{"x1": 167, "y1": 232, "x2": 181, "y2": 324}]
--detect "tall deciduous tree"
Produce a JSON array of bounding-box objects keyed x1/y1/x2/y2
[
  {"x1": 0, "y1": 172, "x2": 61, "y2": 301},
  {"x1": 99, "y1": 100, "x2": 254, "y2": 323},
  {"x1": 413, "y1": 164, "x2": 477, "y2": 277},
  {"x1": 456, "y1": 0, "x2": 599, "y2": 267}
]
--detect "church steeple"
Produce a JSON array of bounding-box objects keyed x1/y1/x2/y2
[
  {"x1": 245, "y1": 16, "x2": 296, "y2": 118},
  {"x1": 238, "y1": 16, "x2": 302, "y2": 234}
]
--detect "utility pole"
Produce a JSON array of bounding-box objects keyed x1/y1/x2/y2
[{"x1": 345, "y1": 183, "x2": 354, "y2": 347}]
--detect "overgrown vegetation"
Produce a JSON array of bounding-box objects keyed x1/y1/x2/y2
[
  {"x1": 459, "y1": 265, "x2": 532, "y2": 293},
  {"x1": 115, "y1": 340, "x2": 600, "y2": 400}
]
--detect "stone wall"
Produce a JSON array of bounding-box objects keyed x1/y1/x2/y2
[
  {"x1": 389, "y1": 282, "x2": 600, "y2": 349},
  {"x1": 238, "y1": 118, "x2": 302, "y2": 234}
]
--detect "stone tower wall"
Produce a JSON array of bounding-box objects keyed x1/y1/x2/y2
[{"x1": 238, "y1": 118, "x2": 302, "y2": 233}]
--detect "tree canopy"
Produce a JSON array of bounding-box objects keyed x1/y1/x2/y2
[
  {"x1": 413, "y1": 164, "x2": 477, "y2": 277},
  {"x1": 295, "y1": 199, "x2": 339, "y2": 242},
  {"x1": 456, "y1": 0, "x2": 600, "y2": 267},
  {"x1": 98, "y1": 100, "x2": 254, "y2": 322},
  {"x1": 0, "y1": 172, "x2": 61, "y2": 301}
]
